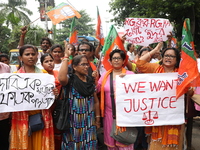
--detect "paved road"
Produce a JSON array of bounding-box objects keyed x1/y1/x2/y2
[{"x1": 191, "y1": 118, "x2": 200, "y2": 150}]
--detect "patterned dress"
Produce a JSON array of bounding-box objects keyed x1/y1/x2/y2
[{"x1": 61, "y1": 86, "x2": 97, "y2": 150}]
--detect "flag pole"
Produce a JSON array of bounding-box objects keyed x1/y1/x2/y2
[{"x1": 26, "y1": 17, "x2": 40, "y2": 27}]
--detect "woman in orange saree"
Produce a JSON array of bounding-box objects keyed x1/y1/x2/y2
[
  {"x1": 10, "y1": 45, "x2": 54, "y2": 150},
  {"x1": 136, "y1": 42, "x2": 185, "y2": 150}
]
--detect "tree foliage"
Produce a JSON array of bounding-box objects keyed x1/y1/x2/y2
[
  {"x1": 0, "y1": 16, "x2": 11, "y2": 53},
  {"x1": 109, "y1": 0, "x2": 200, "y2": 49},
  {"x1": 0, "y1": 0, "x2": 33, "y2": 28},
  {"x1": 55, "y1": 10, "x2": 95, "y2": 43}
]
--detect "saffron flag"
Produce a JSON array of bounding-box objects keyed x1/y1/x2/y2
[
  {"x1": 46, "y1": 2, "x2": 81, "y2": 25},
  {"x1": 69, "y1": 17, "x2": 79, "y2": 46},
  {"x1": 96, "y1": 6, "x2": 104, "y2": 46},
  {"x1": 176, "y1": 18, "x2": 200, "y2": 99},
  {"x1": 102, "y1": 25, "x2": 128, "y2": 71}
]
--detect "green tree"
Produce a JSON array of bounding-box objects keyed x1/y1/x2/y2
[
  {"x1": 0, "y1": 0, "x2": 33, "y2": 28},
  {"x1": 25, "y1": 25, "x2": 48, "y2": 46},
  {"x1": 109, "y1": 0, "x2": 200, "y2": 50},
  {"x1": 0, "y1": 16, "x2": 11, "y2": 53},
  {"x1": 55, "y1": 10, "x2": 95, "y2": 43}
]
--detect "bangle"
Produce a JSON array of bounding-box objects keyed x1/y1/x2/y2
[
  {"x1": 64, "y1": 56, "x2": 69, "y2": 58},
  {"x1": 62, "y1": 58, "x2": 69, "y2": 62},
  {"x1": 95, "y1": 116, "x2": 101, "y2": 118}
]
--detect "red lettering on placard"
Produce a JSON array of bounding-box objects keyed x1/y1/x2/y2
[
  {"x1": 133, "y1": 98, "x2": 140, "y2": 112},
  {"x1": 123, "y1": 96, "x2": 177, "y2": 113},
  {"x1": 141, "y1": 98, "x2": 147, "y2": 111},
  {"x1": 137, "y1": 82, "x2": 146, "y2": 93},
  {"x1": 127, "y1": 36, "x2": 144, "y2": 44},
  {"x1": 149, "y1": 98, "x2": 157, "y2": 109},
  {"x1": 122, "y1": 82, "x2": 146, "y2": 93},
  {"x1": 124, "y1": 99, "x2": 132, "y2": 113},
  {"x1": 122, "y1": 83, "x2": 137, "y2": 93},
  {"x1": 161, "y1": 97, "x2": 169, "y2": 108},
  {"x1": 149, "y1": 80, "x2": 174, "y2": 92},
  {"x1": 169, "y1": 96, "x2": 176, "y2": 108}
]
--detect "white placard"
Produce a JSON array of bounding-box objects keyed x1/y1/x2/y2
[
  {"x1": 116, "y1": 73, "x2": 184, "y2": 127},
  {"x1": 0, "y1": 73, "x2": 55, "y2": 112},
  {"x1": 124, "y1": 18, "x2": 173, "y2": 46}
]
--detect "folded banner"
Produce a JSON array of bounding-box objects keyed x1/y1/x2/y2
[
  {"x1": 116, "y1": 73, "x2": 184, "y2": 127},
  {"x1": 46, "y1": 2, "x2": 81, "y2": 25},
  {"x1": 0, "y1": 73, "x2": 55, "y2": 112},
  {"x1": 124, "y1": 18, "x2": 173, "y2": 46}
]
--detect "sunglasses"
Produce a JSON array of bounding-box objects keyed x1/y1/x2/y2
[{"x1": 79, "y1": 49, "x2": 91, "y2": 52}]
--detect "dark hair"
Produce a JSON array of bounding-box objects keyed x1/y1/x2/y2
[
  {"x1": 40, "y1": 37, "x2": 52, "y2": 46},
  {"x1": 126, "y1": 43, "x2": 132, "y2": 51},
  {"x1": 138, "y1": 47, "x2": 151, "y2": 57},
  {"x1": 109, "y1": 49, "x2": 126, "y2": 61},
  {"x1": 72, "y1": 55, "x2": 88, "y2": 73},
  {"x1": 81, "y1": 38, "x2": 89, "y2": 42},
  {"x1": 49, "y1": 44, "x2": 64, "y2": 52},
  {"x1": 77, "y1": 42, "x2": 92, "y2": 52},
  {"x1": 159, "y1": 47, "x2": 181, "y2": 68},
  {"x1": 0, "y1": 54, "x2": 9, "y2": 61},
  {"x1": 19, "y1": 44, "x2": 38, "y2": 56},
  {"x1": 67, "y1": 43, "x2": 75, "y2": 52},
  {"x1": 40, "y1": 53, "x2": 54, "y2": 64},
  {"x1": 89, "y1": 43, "x2": 95, "y2": 52}
]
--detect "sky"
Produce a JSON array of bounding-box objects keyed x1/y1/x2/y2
[{"x1": 1, "y1": 0, "x2": 123, "y2": 35}]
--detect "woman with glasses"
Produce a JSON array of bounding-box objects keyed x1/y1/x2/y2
[
  {"x1": 136, "y1": 42, "x2": 184, "y2": 150},
  {"x1": 97, "y1": 49, "x2": 134, "y2": 150},
  {"x1": 58, "y1": 50, "x2": 100, "y2": 149}
]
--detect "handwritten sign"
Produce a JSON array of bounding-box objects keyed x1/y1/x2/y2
[
  {"x1": 0, "y1": 73, "x2": 55, "y2": 113},
  {"x1": 124, "y1": 18, "x2": 173, "y2": 46},
  {"x1": 116, "y1": 73, "x2": 184, "y2": 127}
]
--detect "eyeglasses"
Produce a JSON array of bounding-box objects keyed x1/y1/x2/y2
[
  {"x1": 78, "y1": 63, "x2": 90, "y2": 67},
  {"x1": 111, "y1": 57, "x2": 122, "y2": 61},
  {"x1": 163, "y1": 55, "x2": 176, "y2": 59},
  {"x1": 79, "y1": 49, "x2": 91, "y2": 52}
]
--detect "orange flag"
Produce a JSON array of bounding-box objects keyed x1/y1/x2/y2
[
  {"x1": 46, "y1": 2, "x2": 81, "y2": 25},
  {"x1": 176, "y1": 18, "x2": 200, "y2": 99},
  {"x1": 96, "y1": 6, "x2": 104, "y2": 46},
  {"x1": 102, "y1": 25, "x2": 128, "y2": 71},
  {"x1": 69, "y1": 17, "x2": 79, "y2": 46}
]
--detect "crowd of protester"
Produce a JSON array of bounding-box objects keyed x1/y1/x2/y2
[{"x1": 0, "y1": 25, "x2": 199, "y2": 150}]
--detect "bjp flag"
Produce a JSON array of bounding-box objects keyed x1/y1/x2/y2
[
  {"x1": 176, "y1": 18, "x2": 200, "y2": 99},
  {"x1": 46, "y1": 2, "x2": 81, "y2": 25},
  {"x1": 96, "y1": 6, "x2": 104, "y2": 46},
  {"x1": 69, "y1": 17, "x2": 78, "y2": 46},
  {"x1": 102, "y1": 25, "x2": 128, "y2": 71}
]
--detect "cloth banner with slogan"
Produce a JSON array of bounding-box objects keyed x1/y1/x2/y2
[
  {"x1": 0, "y1": 73, "x2": 55, "y2": 113},
  {"x1": 124, "y1": 18, "x2": 173, "y2": 46},
  {"x1": 116, "y1": 73, "x2": 184, "y2": 127},
  {"x1": 46, "y1": 2, "x2": 81, "y2": 25}
]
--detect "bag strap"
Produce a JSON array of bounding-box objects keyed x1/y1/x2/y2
[
  {"x1": 57, "y1": 74, "x2": 73, "y2": 100},
  {"x1": 110, "y1": 72, "x2": 116, "y2": 119}
]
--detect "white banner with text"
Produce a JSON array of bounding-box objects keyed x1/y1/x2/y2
[
  {"x1": 0, "y1": 73, "x2": 55, "y2": 112},
  {"x1": 124, "y1": 18, "x2": 173, "y2": 46},
  {"x1": 116, "y1": 73, "x2": 184, "y2": 127}
]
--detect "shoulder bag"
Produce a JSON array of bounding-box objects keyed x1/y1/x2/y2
[
  {"x1": 52, "y1": 77, "x2": 72, "y2": 130},
  {"x1": 109, "y1": 72, "x2": 138, "y2": 145}
]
